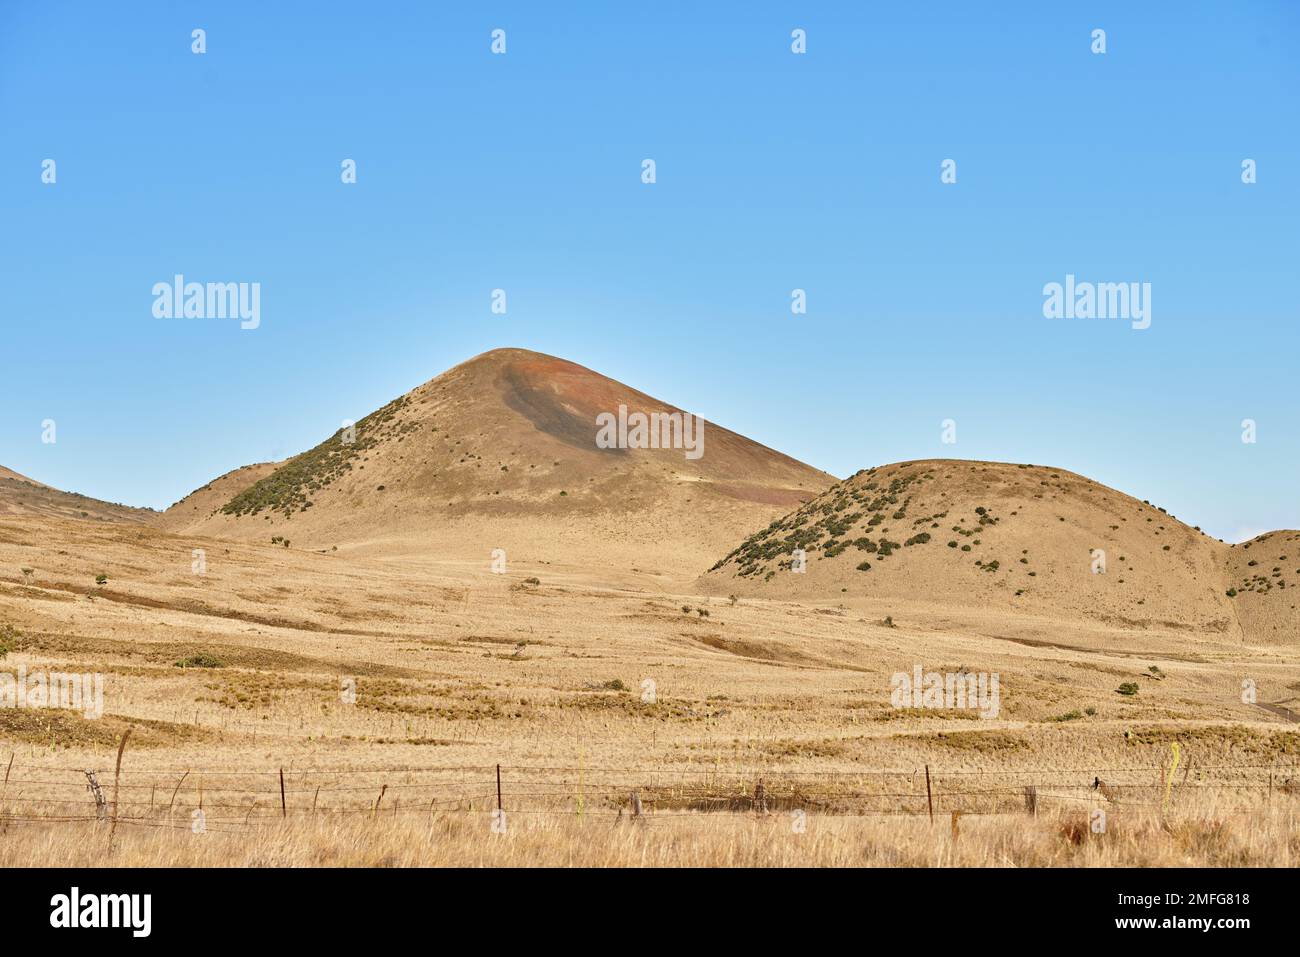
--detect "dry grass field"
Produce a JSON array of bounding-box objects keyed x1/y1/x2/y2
[
  {"x1": 1, "y1": 508, "x2": 1297, "y2": 866},
  {"x1": 1, "y1": 351, "x2": 1297, "y2": 867}
]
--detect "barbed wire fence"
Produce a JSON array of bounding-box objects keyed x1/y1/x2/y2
[{"x1": 1, "y1": 738, "x2": 1296, "y2": 833}]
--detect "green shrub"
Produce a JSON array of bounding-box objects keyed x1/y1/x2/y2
[
  {"x1": 175, "y1": 654, "x2": 224, "y2": 669},
  {"x1": 1116, "y1": 682, "x2": 1139, "y2": 696}
]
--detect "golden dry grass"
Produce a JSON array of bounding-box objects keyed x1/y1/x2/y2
[
  {"x1": 1, "y1": 796, "x2": 1295, "y2": 867},
  {"x1": 1, "y1": 506, "x2": 1298, "y2": 866}
]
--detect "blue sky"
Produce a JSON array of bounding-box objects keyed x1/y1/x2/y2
[{"x1": 2, "y1": 1, "x2": 1296, "y2": 542}]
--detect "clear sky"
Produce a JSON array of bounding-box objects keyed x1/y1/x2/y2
[{"x1": 2, "y1": 2, "x2": 1296, "y2": 542}]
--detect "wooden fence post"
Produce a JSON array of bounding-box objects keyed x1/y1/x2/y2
[
  {"x1": 167, "y1": 771, "x2": 189, "y2": 814},
  {"x1": 279, "y1": 768, "x2": 287, "y2": 818},
  {"x1": 925, "y1": 765, "x2": 934, "y2": 823},
  {"x1": 2, "y1": 752, "x2": 14, "y2": 813},
  {"x1": 84, "y1": 770, "x2": 107, "y2": 821},
  {"x1": 1024, "y1": 785, "x2": 1038, "y2": 817},
  {"x1": 108, "y1": 728, "x2": 132, "y2": 849}
]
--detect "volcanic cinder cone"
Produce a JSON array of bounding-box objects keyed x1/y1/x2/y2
[{"x1": 163, "y1": 348, "x2": 835, "y2": 576}]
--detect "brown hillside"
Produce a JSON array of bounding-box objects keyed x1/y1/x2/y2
[
  {"x1": 157, "y1": 461, "x2": 280, "y2": 532},
  {"x1": 0, "y1": 466, "x2": 47, "y2": 487},
  {"x1": 164, "y1": 348, "x2": 835, "y2": 575},
  {"x1": 0, "y1": 467, "x2": 158, "y2": 526},
  {"x1": 700, "y1": 459, "x2": 1286, "y2": 645},
  {"x1": 1224, "y1": 530, "x2": 1300, "y2": 645}
]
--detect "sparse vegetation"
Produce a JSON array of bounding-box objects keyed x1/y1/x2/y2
[
  {"x1": 6, "y1": 456, "x2": 1297, "y2": 869},
  {"x1": 175, "y1": 654, "x2": 224, "y2": 669},
  {"x1": 221, "y1": 396, "x2": 411, "y2": 518}
]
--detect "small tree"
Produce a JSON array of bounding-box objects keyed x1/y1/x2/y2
[{"x1": 20, "y1": 567, "x2": 34, "y2": 585}]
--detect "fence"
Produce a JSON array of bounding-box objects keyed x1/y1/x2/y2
[{"x1": 1, "y1": 747, "x2": 1296, "y2": 833}]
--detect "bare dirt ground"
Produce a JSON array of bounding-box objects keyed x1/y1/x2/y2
[{"x1": 1, "y1": 511, "x2": 1297, "y2": 866}]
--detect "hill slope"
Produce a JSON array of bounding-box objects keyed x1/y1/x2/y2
[
  {"x1": 1224, "y1": 530, "x2": 1300, "y2": 645},
  {"x1": 164, "y1": 348, "x2": 835, "y2": 573},
  {"x1": 701, "y1": 459, "x2": 1288, "y2": 644},
  {"x1": 0, "y1": 466, "x2": 159, "y2": 526},
  {"x1": 156, "y1": 462, "x2": 280, "y2": 532}
]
